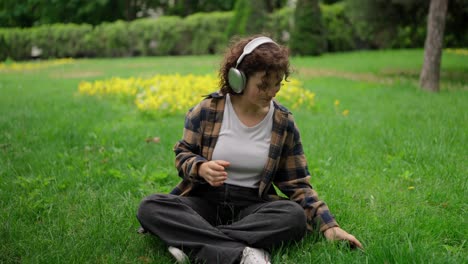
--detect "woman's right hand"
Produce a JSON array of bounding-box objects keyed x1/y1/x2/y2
[{"x1": 198, "y1": 160, "x2": 230, "y2": 187}]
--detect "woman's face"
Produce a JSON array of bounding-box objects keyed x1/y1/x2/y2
[{"x1": 242, "y1": 71, "x2": 282, "y2": 109}]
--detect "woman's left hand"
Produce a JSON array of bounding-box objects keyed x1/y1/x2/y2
[{"x1": 323, "y1": 227, "x2": 364, "y2": 250}]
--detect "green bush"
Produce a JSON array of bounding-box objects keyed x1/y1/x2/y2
[
  {"x1": 27, "y1": 27, "x2": 50, "y2": 57},
  {"x1": 129, "y1": 16, "x2": 186, "y2": 56},
  {"x1": 321, "y1": 3, "x2": 356, "y2": 52},
  {"x1": 267, "y1": 4, "x2": 360, "y2": 51},
  {"x1": 0, "y1": 24, "x2": 94, "y2": 60},
  {"x1": 0, "y1": 28, "x2": 31, "y2": 60},
  {"x1": 226, "y1": 0, "x2": 268, "y2": 38},
  {"x1": 290, "y1": 0, "x2": 326, "y2": 55},
  {"x1": 183, "y1": 12, "x2": 233, "y2": 54},
  {"x1": 265, "y1": 7, "x2": 293, "y2": 45},
  {"x1": 30, "y1": 24, "x2": 94, "y2": 58},
  {"x1": 91, "y1": 20, "x2": 132, "y2": 57},
  {"x1": 0, "y1": 30, "x2": 5, "y2": 61},
  {"x1": 390, "y1": 25, "x2": 426, "y2": 49}
]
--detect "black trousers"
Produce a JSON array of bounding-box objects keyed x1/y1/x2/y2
[{"x1": 137, "y1": 184, "x2": 307, "y2": 264}]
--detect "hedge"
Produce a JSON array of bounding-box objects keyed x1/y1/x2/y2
[
  {"x1": 183, "y1": 11, "x2": 233, "y2": 55},
  {"x1": 1, "y1": 3, "x2": 459, "y2": 61}
]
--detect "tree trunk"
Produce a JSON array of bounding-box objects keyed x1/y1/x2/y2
[{"x1": 419, "y1": 0, "x2": 449, "y2": 92}]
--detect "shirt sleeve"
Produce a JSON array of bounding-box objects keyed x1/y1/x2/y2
[
  {"x1": 173, "y1": 103, "x2": 207, "y2": 182},
  {"x1": 274, "y1": 117, "x2": 339, "y2": 232}
]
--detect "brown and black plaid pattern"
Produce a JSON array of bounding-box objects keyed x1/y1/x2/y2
[{"x1": 172, "y1": 92, "x2": 339, "y2": 232}]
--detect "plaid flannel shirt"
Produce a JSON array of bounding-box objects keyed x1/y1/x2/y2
[{"x1": 171, "y1": 92, "x2": 339, "y2": 232}]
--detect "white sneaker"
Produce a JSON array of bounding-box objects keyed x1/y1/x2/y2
[
  {"x1": 168, "y1": 246, "x2": 189, "y2": 263},
  {"x1": 240, "y1": 247, "x2": 271, "y2": 264}
]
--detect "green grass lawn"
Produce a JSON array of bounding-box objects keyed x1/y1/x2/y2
[{"x1": 1, "y1": 50, "x2": 467, "y2": 263}]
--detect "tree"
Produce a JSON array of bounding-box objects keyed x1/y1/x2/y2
[
  {"x1": 419, "y1": 0, "x2": 449, "y2": 92},
  {"x1": 0, "y1": 0, "x2": 136, "y2": 27},
  {"x1": 290, "y1": 0, "x2": 326, "y2": 55},
  {"x1": 0, "y1": 0, "x2": 237, "y2": 27}
]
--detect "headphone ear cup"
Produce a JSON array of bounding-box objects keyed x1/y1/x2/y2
[{"x1": 228, "y1": 67, "x2": 246, "y2": 93}]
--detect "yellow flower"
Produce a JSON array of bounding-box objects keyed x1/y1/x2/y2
[
  {"x1": 342, "y1": 109, "x2": 349, "y2": 116},
  {"x1": 334, "y1": 100, "x2": 340, "y2": 106},
  {"x1": 0, "y1": 58, "x2": 74, "y2": 71},
  {"x1": 79, "y1": 74, "x2": 315, "y2": 116},
  {"x1": 445, "y1": 48, "x2": 468, "y2": 56}
]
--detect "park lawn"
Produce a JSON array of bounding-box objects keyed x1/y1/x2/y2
[{"x1": 0, "y1": 50, "x2": 466, "y2": 263}]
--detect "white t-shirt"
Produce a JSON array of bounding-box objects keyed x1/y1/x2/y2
[{"x1": 211, "y1": 94, "x2": 274, "y2": 188}]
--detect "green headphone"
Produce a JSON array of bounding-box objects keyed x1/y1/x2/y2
[{"x1": 228, "y1": 36, "x2": 278, "y2": 93}]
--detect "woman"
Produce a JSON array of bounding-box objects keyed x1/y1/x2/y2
[{"x1": 137, "y1": 35, "x2": 363, "y2": 264}]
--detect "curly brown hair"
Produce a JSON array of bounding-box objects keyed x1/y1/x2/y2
[{"x1": 219, "y1": 35, "x2": 291, "y2": 95}]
